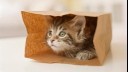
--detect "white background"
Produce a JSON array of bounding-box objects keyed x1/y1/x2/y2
[
  {"x1": 0, "y1": 0, "x2": 127, "y2": 72},
  {"x1": 0, "y1": 0, "x2": 126, "y2": 38}
]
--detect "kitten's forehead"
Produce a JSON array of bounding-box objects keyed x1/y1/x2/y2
[
  {"x1": 49, "y1": 16, "x2": 69, "y2": 31},
  {"x1": 50, "y1": 25, "x2": 64, "y2": 32}
]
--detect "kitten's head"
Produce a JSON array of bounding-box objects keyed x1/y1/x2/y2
[{"x1": 46, "y1": 15, "x2": 86, "y2": 53}]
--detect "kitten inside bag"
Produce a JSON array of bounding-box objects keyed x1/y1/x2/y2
[
  {"x1": 46, "y1": 15, "x2": 96, "y2": 60},
  {"x1": 21, "y1": 11, "x2": 112, "y2": 66}
]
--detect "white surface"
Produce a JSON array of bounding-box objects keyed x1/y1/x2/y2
[{"x1": 0, "y1": 24, "x2": 127, "y2": 72}]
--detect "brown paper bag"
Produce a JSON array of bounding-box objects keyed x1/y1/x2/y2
[{"x1": 21, "y1": 11, "x2": 112, "y2": 66}]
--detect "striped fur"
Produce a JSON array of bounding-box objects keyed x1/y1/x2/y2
[{"x1": 46, "y1": 15, "x2": 96, "y2": 60}]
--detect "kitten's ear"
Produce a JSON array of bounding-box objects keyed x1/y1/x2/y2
[{"x1": 70, "y1": 16, "x2": 86, "y2": 31}]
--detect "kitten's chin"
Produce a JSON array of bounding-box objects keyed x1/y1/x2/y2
[{"x1": 50, "y1": 46, "x2": 65, "y2": 53}]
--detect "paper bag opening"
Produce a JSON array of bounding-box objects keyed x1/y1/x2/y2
[{"x1": 21, "y1": 11, "x2": 112, "y2": 66}]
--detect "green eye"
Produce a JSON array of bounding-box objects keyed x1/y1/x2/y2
[
  {"x1": 59, "y1": 31, "x2": 66, "y2": 37},
  {"x1": 48, "y1": 31, "x2": 52, "y2": 37}
]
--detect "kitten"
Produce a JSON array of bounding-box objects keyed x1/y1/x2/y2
[{"x1": 46, "y1": 15, "x2": 96, "y2": 60}]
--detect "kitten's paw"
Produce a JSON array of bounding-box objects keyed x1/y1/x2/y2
[{"x1": 76, "y1": 50, "x2": 96, "y2": 60}]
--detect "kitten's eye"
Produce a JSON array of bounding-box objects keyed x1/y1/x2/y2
[
  {"x1": 48, "y1": 31, "x2": 52, "y2": 37},
  {"x1": 59, "y1": 31, "x2": 66, "y2": 37}
]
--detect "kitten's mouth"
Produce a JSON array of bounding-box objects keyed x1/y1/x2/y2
[{"x1": 51, "y1": 44, "x2": 57, "y2": 47}]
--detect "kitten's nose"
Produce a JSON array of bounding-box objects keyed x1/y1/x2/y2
[{"x1": 51, "y1": 40, "x2": 55, "y2": 43}]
